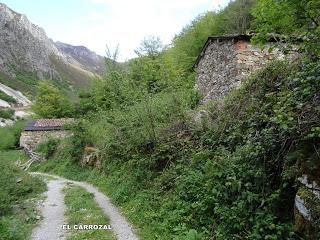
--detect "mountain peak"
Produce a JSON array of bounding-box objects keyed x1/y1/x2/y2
[{"x1": 0, "y1": 4, "x2": 106, "y2": 95}]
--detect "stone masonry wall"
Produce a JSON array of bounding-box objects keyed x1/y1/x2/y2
[
  {"x1": 20, "y1": 130, "x2": 71, "y2": 150},
  {"x1": 195, "y1": 39, "x2": 294, "y2": 103}
]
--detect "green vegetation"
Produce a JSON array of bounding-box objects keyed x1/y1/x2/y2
[
  {"x1": 0, "y1": 150, "x2": 46, "y2": 240},
  {"x1": 50, "y1": 55, "x2": 94, "y2": 89},
  {"x1": 252, "y1": 0, "x2": 320, "y2": 58},
  {"x1": 31, "y1": 0, "x2": 320, "y2": 239},
  {"x1": 36, "y1": 138, "x2": 61, "y2": 159},
  {"x1": 0, "y1": 70, "x2": 38, "y2": 97},
  {"x1": 32, "y1": 81, "x2": 74, "y2": 118},
  {"x1": 167, "y1": 0, "x2": 255, "y2": 74},
  {"x1": 0, "y1": 121, "x2": 25, "y2": 150},
  {"x1": 0, "y1": 62, "x2": 84, "y2": 98},
  {"x1": 0, "y1": 108, "x2": 15, "y2": 120},
  {"x1": 0, "y1": 90, "x2": 16, "y2": 104},
  {"x1": 0, "y1": 121, "x2": 46, "y2": 240},
  {"x1": 63, "y1": 185, "x2": 115, "y2": 240},
  {"x1": 33, "y1": 60, "x2": 320, "y2": 239}
]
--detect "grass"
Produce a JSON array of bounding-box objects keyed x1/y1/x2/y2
[
  {"x1": 0, "y1": 120, "x2": 26, "y2": 150},
  {"x1": 0, "y1": 196, "x2": 44, "y2": 240},
  {"x1": 31, "y1": 157, "x2": 171, "y2": 239},
  {"x1": 0, "y1": 108, "x2": 15, "y2": 120},
  {"x1": 0, "y1": 90, "x2": 16, "y2": 104},
  {"x1": 50, "y1": 55, "x2": 95, "y2": 90},
  {"x1": 0, "y1": 150, "x2": 27, "y2": 164},
  {"x1": 63, "y1": 185, "x2": 115, "y2": 240},
  {"x1": 0, "y1": 150, "x2": 46, "y2": 240},
  {"x1": 0, "y1": 63, "x2": 86, "y2": 99},
  {"x1": 0, "y1": 70, "x2": 38, "y2": 98}
]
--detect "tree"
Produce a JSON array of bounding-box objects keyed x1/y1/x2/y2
[
  {"x1": 32, "y1": 81, "x2": 73, "y2": 118},
  {"x1": 252, "y1": 0, "x2": 320, "y2": 58},
  {"x1": 134, "y1": 36, "x2": 164, "y2": 58},
  {"x1": 217, "y1": 0, "x2": 255, "y2": 34}
]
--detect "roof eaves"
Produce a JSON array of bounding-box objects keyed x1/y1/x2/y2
[{"x1": 23, "y1": 126, "x2": 64, "y2": 131}]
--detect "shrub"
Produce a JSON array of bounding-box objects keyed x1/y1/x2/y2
[
  {"x1": 36, "y1": 138, "x2": 60, "y2": 159},
  {"x1": 0, "y1": 121, "x2": 25, "y2": 150},
  {"x1": 0, "y1": 109, "x2": 14, "y2": 120},
  {"x1": 47, "y1": 60, "x2": 319, "y2": 239},
  {"x1": 0, "y1": 151, "x2": 46, "y2": 216}
]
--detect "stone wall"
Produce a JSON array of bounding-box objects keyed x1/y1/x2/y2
[
  {"x1": 195, "y1": 39, "x2": 295, "y2": 103},
  {"x1": 20, "y1": 130, "x2": 71, "y2": 150}
]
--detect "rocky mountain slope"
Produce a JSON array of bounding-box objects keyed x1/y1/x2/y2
[
  {"x1": 55, "y1": 42, "x2": 106, "y2": 75},
  {"x1": 0, "y1": 3, "x2": 105, "y2": 96}
]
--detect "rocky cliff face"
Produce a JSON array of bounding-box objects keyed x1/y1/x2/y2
[
  {"x1": 0, "y1": 3, "x2": 104, "y2": 94},
  {"x1": 0, "y1": 3, "x2": 58, "y2": 79}
]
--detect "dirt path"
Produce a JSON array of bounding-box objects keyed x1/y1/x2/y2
[
  {"x1": 31, "y1": 179, "x2": 67, "y2": 240},
  {"x1": 30, "y1": 172, "x2": 140, "y2": 240}
]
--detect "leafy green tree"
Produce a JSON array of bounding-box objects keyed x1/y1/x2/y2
[
  {"x1": 134, "y1": 36, "x2": 164, "y2": 58},
  {"x1": 32, "y1": 81, "x2": 73, "y2": 118},
  {"x1": 169, "y1": 12, "x2": 219, "y2": 72},
  {"x1": 252, "y1": 0, "x2": 320, "y2": 58},
  {"x1": 216, "y1": 0, "x2": 255, "y2": 34}
]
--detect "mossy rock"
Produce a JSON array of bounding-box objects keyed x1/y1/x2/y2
[{"x1": 294, "y1": 186, "x2": 320, "y2": 239}]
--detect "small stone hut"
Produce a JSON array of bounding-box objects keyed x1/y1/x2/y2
[
  {"x1": 194, "y1": 34, "x2": 296, "y2": 103},
  {"x1": 20, "y1": 118, "x2": 73, "y2": 150}
]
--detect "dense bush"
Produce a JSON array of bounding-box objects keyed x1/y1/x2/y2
[
  {"x1": 192, "y1": 60, "x2": 319, "y2": 239},
  {"x1": 36, "y1": 138, "x2": 60, "y2": 159},
  {"x1": 36, "y1": 60, "x2": 320, "y2": 239}
]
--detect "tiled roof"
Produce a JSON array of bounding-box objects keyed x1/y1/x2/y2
[{"x1": 24, "y1": 118, "x2": 74, "y2": 131}]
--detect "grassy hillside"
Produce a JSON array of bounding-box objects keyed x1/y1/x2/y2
[
  {"x1": 0, "y1": 71, "x2": 38, "y2": 98},
  {"x1": 0, "y1": 57, "x2": 96, "y2": 99},
  {"x1": 50, "y1": 55, "x2": 96, "y2": 90}
]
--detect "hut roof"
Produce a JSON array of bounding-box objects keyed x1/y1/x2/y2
[{"x1": 23, "y1": 118, "x2": 74, "y2": 131}]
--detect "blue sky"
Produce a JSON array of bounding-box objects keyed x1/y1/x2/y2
[{"x1": 1, "y1": 0, "x2": 230, "y2": 61}]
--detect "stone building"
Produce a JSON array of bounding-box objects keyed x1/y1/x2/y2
[
  {"x1": 194, "y1": 34, "x2": 296, "y2": 103},
  {"x1": 20, "y1": 118, "x2": 73, "y2": 150}
]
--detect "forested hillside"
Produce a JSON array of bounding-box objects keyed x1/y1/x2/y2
[{"x1": 30, "y1": 0, "x2": 320, "y2": 239}]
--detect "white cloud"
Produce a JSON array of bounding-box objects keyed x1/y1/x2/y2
[{"x1": 59, "y1": 0, "x2": 231, "y2": 61}]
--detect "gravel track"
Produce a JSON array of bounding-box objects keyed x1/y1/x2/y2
[
  {"x1": 30, "y1": 172, "x2": 139, "y2": 240},
  {"x1": 31, "y1": 179, "x2": 67, "y2": 240}
]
